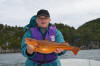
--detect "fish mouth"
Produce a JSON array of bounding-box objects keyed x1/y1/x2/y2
[
  {"x1": 25, "y1": 40, "x2": 29, "y2": 44},
  {"x1": 25, "y1": 38, "x2": 32, "y2": 44}
]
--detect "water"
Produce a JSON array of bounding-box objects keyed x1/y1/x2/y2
[
  {"x1": 0, "y1": 49, "x2": 100, "y2": 66},
  {"x1": 59, "y1": 49, "x2": 100, "y2": 61}
]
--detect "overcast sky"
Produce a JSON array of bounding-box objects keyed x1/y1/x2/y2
[{"x1": 0, "y1": 0, "x2": 100, "y2": 29}]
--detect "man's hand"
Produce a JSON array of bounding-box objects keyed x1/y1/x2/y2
[
  {"x1": 54, "y1": 48, "x2": 64, "y2": 54},
  {"x1": 26, "y1": 45, "x2": 36, "y2": 55}
]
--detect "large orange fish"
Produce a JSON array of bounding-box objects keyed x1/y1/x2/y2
[{"x1": 25, "y1": 38, "x2": 80, "y2": 55}]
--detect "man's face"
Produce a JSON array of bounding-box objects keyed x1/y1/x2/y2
[{"x1": 36, "y1": 16, "x2": 51, "y2": 28}]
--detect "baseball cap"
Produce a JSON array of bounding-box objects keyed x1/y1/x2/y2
[{"x1": 37, "y1": 9, "x2": 50, "y2": 17}]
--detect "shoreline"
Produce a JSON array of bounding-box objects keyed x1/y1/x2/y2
[
  {"x1": 0, "y1": 49, "x2": 100, "y2": 54},
  {"x1": 0, "y1": 50, "x2": 21, "y2": 54}
]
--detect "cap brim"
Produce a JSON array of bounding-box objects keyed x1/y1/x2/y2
[{"x1": 37, "y1": 13, "x2": 50, "y2": 17}]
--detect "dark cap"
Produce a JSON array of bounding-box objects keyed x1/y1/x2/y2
[{"x1": 37, "y1": 9, "x2": 50, "y2": 17}]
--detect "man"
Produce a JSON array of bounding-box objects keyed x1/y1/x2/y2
[{"x1": 21, "y1": 9, "x2": 67, "y2": 66}]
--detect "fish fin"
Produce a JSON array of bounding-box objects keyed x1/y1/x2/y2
[
  {"x1": 63, "y1": 42, "x2": 70, "y2": 46},
  {"x1": 72, "y1": 47, "x2": 80, "y2": 55}
]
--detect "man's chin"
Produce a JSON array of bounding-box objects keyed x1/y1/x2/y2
[{"x1": 41, "y1": 26, "x2": 48, "y2": 29}]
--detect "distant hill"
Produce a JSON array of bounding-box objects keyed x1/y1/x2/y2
[
  {"x1": 77, "y1": 18, "x2": 100, "y2": 49},
  {"x1": 78, "y1": 18, "x2": 100, "y2": 35}
]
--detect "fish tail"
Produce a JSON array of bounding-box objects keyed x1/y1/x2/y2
[{"x1": 72, "y1": 47, "x2": 80, "y2": 55}]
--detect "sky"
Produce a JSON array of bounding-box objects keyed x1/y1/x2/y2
[{"x1": 0, "y1": 0, "x2": 100, "y2": 29}]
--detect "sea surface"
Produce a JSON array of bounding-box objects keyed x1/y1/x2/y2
[{"x1": 0, "y1": 49, "x2": 100, "y2": 66}]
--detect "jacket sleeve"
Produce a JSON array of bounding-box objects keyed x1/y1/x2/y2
[
  {"x1": 55, "y1": 29, "x2": 67, "y2": 56},
  {"x1": 21, "y1": 30, "x2": 35, "y2": 58}
]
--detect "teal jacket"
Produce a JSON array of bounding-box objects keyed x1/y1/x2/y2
[{"x1": 21, "y1": 16, "x2": 67, "y2": 66}]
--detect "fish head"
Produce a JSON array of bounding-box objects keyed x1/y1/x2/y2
[{"x1": 25, "y1": 38, "x2": 38, "y2": 46}]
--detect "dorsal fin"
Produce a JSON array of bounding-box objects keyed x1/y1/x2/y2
[{"x1": 62, "y1": 42, "x2": 70, "y2": 46}]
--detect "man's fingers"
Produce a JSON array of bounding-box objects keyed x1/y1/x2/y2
[
  {"x1": 54, "y1": 50, "x2": 60, "y2": 53},
  {"x1": 54, "y1": 48, "x2": 64, "y2": 53},
  {"x1": 28, "y1": 45, "x2": 33, "y2": 48},
  {"x1": 57, "y1": 48, "x2": 64, "y2": 51}
]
